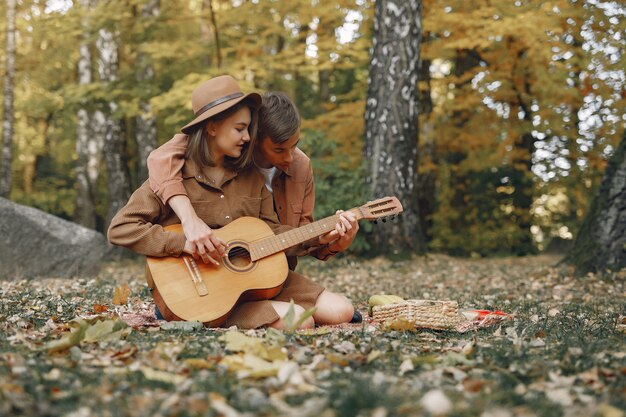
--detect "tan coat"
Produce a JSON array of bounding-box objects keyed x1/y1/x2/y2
[
  {"x1": 109, "y1": 158, "x2": 319, "y2": 258},
  {"x1": 147, "y1": 134, "x2": 336, "y2": 269}
]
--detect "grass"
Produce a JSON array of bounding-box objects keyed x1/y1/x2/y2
[{"x1": 0, "y1": 254, "x2": 624, "y2": 416}]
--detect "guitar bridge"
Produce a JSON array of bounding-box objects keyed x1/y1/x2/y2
[{"x1": 183, "y1": 257, "x2": 209, "y2": 296}]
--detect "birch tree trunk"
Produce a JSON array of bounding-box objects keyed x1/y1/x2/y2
[
  {"x1": 97, "y1": 28, "x2": 131, "y2": 230},
  {"x1": 0, "y1": 0, "x2": 17, "y2": 198},
  {"x1": 75, "y1": 0, "x2": 102, "y2": 228},
  {"x1": 363, "y1": 0, "x2": 425, "y2": 253},
  {"x1": 135, "y1": 0, "x2": 159, "y2": 182},
  {"x1": 566, "y1": 132, "x2": 626, "y2": 273}
]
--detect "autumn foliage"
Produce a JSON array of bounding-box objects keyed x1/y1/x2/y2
[{"x1": 0, "y1": 0, "x2": 624, "y2": 256}]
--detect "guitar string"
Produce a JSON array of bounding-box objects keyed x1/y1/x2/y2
[
  {"x1": 195, "y1": 210, "x2": 390, "y2": 260},
  {"x1": 218, "y1": 220, "x2": 380, "y2": 258}
]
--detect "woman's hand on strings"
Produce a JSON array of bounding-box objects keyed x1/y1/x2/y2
[{"x1": 181, "y1": 215, "x2": 226, "y2": 266}]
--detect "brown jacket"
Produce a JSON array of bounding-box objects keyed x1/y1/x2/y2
[
  {"x1": 108, "y1": 159, "x2": 318, "y2": 259},
  {"x1": 147, "y1": 134, "x2": 336, "y2": 268}
]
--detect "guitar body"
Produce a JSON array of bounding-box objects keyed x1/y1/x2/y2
[{"x1": 146, "y1": 217, "x2": 289, "y2": 326}]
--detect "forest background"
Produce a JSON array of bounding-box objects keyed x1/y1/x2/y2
[{"x1": 0, "y1": 0, "x2": 624, "y2": 258}]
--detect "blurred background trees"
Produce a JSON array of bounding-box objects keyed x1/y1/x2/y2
[{"x1": 0, "y1": 0, "x2": 624, "y2": 257}]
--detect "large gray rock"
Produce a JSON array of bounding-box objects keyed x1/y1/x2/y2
[{"x1": 0, "y1": 197, "x2": 112, "y2": 278}]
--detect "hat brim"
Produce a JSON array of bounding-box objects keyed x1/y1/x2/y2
[{"x1": 181, "y1": 92, "x2": 262, "y2": 135}]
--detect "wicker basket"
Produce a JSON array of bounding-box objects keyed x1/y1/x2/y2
[{"x1": 371, "y1": 299, "x2": 467, "y2": 330}]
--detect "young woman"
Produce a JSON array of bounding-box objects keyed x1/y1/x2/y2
[{"x1": 108, "y1": 75, "x2": 356, "y2": 329}]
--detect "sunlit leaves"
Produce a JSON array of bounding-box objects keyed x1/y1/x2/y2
[{"x1": 44, "y1": 316, "x2": 131, "y2": 353}]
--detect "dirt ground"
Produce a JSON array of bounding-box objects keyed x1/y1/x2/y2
[{"x1": 1, "y1": 253, "x2": 624, "y2": 416}]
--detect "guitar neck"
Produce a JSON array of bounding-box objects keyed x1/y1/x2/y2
[{"x1": 249, "y1": 207, "x2": 365, "y2": 261}]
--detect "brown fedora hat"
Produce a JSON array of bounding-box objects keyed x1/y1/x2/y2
[{"x1": 181, "y1": 75, "x2": 262, "y2": 134}]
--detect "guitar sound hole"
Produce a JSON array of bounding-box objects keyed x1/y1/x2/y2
[{"x1": 227, "y1": 246, "x2": 251, "y2": 268}]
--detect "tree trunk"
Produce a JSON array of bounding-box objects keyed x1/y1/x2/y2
[
  {"x1": 510, "y1": 129, "x2": 537, "y2": 255},
  {"x1": 416, "y1": 57, "x2": 434, "y2": 240},
  {"x1": 203, "y1": 0, "x2": 221, "y2": 69},
  {"x1": 75, "y1": 0, "x2": 101, "y2": 228},
  {"x1": 508, "y1": 39, "x2": 537, "y2": 255},
  {"x1": 566, "y1": 131, "x2": 626, "y2": 273},
  {"x1": 135, "y1": 0, "x2": 159, "y2": 183},
  {"x1": 319, "y1": 69, "x2": 330, "y2": 105},
  {"x1": 97, "y1": 28, "x2": 131, "y2": 230},
  {"x1": 0, "y1": 0, "x2": 17, "y2": 198},
  {"x1": 363, "y1": 0, "x2": 425, "y2": 254}
]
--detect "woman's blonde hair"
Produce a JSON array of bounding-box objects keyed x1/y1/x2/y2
[{"x1": 185, "y1": 98, "x2": 259, "y2": 171}]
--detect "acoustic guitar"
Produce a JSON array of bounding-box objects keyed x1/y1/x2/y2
[{"x1": 146, "y1": 196, "x2": 403, "y2": 326}]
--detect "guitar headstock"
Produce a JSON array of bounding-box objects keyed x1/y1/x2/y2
[{"x1": 359, "y1": 196, "x2": 403, "y2": 221}]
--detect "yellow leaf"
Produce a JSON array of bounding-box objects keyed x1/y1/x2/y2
[
  {"x1": 184, "y1": 358, "x2": 215, "y2": 370},
  {"x1": 83, "y1": 318, "x2": 130, "y2": 342},
  {"x1": 240, "y1": 354, "x2": 282, "y2": 378},
  {"x1": 367, "y1": 350, "x2": 382, "y2": 364},
  {"x1": 45, "y1": 319, "x2": 88, "y2": 353},
  {"x1": 384, "y1": 317, "x2": 417, "y2": 332},
  {"x1": 140, "y1": 367, "x2": 186, "y2": 385},
  {"x1": 220, "y1": 330, "x2": 287, "y2": 361},
  {"x1": 299, "y1": 326, "x2": 331, "y2": 336},
  {"x1": 112, "y1": 283, "x2": 131, "y2": 305}
]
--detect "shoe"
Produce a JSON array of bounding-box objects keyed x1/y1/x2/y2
[
  {"x1": 350, "y1": 310, "x2": 362, "y2": 324},
  {"x1": 155, "y1": 305, "x2": 165, "y2": 320}
]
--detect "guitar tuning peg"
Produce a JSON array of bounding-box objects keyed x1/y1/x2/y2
[
  {"x1": 382, "y1": 218, "x2": 387, "y2": 223},
  {"x1": 372, "y1": 220, "x2": 378, "y2": 225}
]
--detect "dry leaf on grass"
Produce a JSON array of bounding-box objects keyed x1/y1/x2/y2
[
  {"x1": 44, "y1": 317, "x2": 131, "y2": 353},
  {"x1": 93, "y1": 304, "x2": 109, "y2": 313},
  {"x1": 384, "y1": 317, "x2": 417, "y2": 332},
  {"x1": 112, "y1": 283, "x2": 131, "y2": 305}
]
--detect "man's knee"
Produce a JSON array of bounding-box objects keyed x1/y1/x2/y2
[
  {"x1": 271, "y1": 303, "x2": 315, "y2": 330},
  {"x1": 315, "y1": 291, "x2": 354, "y2": 324}
]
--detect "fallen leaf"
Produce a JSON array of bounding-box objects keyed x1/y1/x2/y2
[
  {"x1": 384, "y1": 317, "x2": 416, "y2": 332},
  {"x1": 45, "y1": 317, "x2": 130, "y2": 354},
  {"x1": 420, "y1": 389, "x2": 452, "y2": 414},
  {"x1": 367, "y1": 350, "x2": 382, "y2": 364},
  {"x1": 83, "y1": 318, "x2": 130, "y2": 342},
  {"x1": 220, "y1": 330, "x2": 287, "y2": 362},
  {"x1": 140, "y1": 366, "x2": 186, "y2": 385},
  {"x1": 545, "y1": 388, "x2": 573, "y2": 406},
  {"x1": 298, "y1": 326, "x2": 331, "y2": 336},
  {"x1": 45, "y1": 319, "x2": 88, "y2": 353},
  {"x1": 399, "y1": 358, "x2": 414, "y2": 376},
  {"x1": 112, "y1": 283, "x2": 131, "y2": 305},
  {"x1": 326, "y1": 353, "x2": 349, "y2": 366},
  {"x1": 93, "y1": 304, "x2": 109, "y2": 313},
  {"x1": 597, "y1": 404, "x2": 625, "y2": 417},
  {"x1": 111, "y1": 345, "x2": 138, "y2": 361},
  {"x1": 460, "y1": 340, "x2": 474, "y2": 356},
  {"x1": 240, "y1": 354, "x2": 283, "y2": 378},
  {"x1": 463, "y1": 378, "x2": 489, "y2": 393},
  {"x1": 184, "y1": 358, "x2": 215, "y2": 369},
  {"x1": 160, "y1": 321, "x2": 203, "y2": 331},
  {"x1": 333, "y1": 341, "x2": 356, "y2": 354}
]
